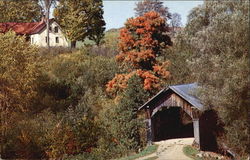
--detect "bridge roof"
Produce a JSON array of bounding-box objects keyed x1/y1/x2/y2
[{"x1": 139, "y1": 83, "x2": 205, "y2": 111}]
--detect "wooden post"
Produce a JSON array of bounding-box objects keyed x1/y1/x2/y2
[
  {"x1": 193, "y1": 118, "x2": 200, "y2": 149},
  {"x1": 146, "y1": 106, "x2": 153, "y2": 145}
]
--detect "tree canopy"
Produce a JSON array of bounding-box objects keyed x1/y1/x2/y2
[
  {"x1": 0, "y1": 0, "x2": 42, "y2": 22},
  {"x1": 170, "y1": 13, "x2": 182, "y2": 28},
  {"x1": 54, "y1": 0, "x2": 106, "y2": 47},
  {"x1": 107, "y1": 11, "x2": 172, "y2": 95},
  {"x1": 134, "y1": 0, "x2": 171, "y2": 21},
  {"x1": 186, "y1": 1, "x2": 249, "y2": 156}
]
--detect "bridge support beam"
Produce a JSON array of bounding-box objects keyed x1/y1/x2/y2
[{"x1": 193, "y1": 119, "x2": 200, "y2": 149}]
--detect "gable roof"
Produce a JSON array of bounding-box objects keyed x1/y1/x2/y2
[
  {"x1": 139, "y1": 83, "x2": 204, "y2": 111},
  {"x1": 0, "y1": 19, "x2": 55, "y2": 35},
  {"x1": 169, "y1": 83, "x2": 203, "y2": 110}
]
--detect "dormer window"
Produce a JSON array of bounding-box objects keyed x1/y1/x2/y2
[{"x1": 54, "y1": 26, "x2": 58, "y2": 33}]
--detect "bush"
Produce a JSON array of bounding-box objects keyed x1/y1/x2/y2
[
  {"x1": 36, "y1": 50, "x2": 118, "y2": 112},
  {"x1": 38, "y1": 46, "x2": 76, "y2": 55},
  {"x1": 45, "y1": 104, "x2": 99, "y2": 158},
  {"x1": 96, "y1": 75, "x2": 150, "y2": 159},
  {"x1": 1, "y1": 110, "x2": 58, "y2": 159},
  {"x1": 0, "y1": 31, "x2": 42, "y2": 158}
]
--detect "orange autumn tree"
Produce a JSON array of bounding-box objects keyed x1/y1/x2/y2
[{"x1": 107, "y1": 11, "x2": 172, "y2": 95}]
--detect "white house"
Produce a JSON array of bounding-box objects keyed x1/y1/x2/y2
[
  {"x1": 30, "y1": 19, "x2": 69, "y2": 47},
  {"x1": 0, "y1": 18, "x2": 69, "y2": 47}
]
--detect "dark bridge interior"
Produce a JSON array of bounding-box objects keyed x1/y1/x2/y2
[{"x1": 152, "y1": 107, "x2": 194, "y2": 141}]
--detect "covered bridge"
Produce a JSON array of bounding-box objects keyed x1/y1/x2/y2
[{"x1": 139, "y1": 83, "x2": 220, "y2": 151}]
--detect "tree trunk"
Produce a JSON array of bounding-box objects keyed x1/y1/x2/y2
[
  {"x1": 46, "y1": 7, "x2": 50, "y2": 49},
  {"x1": 71, "y1": 41, "x2": 76, "y2": 48}
]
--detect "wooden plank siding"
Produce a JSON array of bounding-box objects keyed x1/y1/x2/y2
[
  {"x1": 139, "y1": 83, "x2": 208, "y2": 150},
  {"x1": 146, "y1": 91, "x2": 202, "y2": 146},
  {"x1": 150, "y1": 93, "x2": 200, "y2": 119}
]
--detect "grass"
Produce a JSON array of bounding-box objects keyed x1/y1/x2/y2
[
  {"x1": 117, "y1": 144, "x2": 159, "y2": 160},
  {"x1": 144, "y1": 156, "x2": 158, "y2": 160},
  {"x1": 183, "y1": 145, "x2": 202, "y2": 160}
]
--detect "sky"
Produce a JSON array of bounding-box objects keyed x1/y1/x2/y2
[{"x1": 103, "y1": 1, "x2": 204, "y2": 30}]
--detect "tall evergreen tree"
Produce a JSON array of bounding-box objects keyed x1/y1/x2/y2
[{"x1": 102, "y1": 75, "x2": 149, "y2": 155}]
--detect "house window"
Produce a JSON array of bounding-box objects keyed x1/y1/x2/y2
[
  {"x1": 45, "y1": 37, "x2": 48, "y2": 43},
  {"x1": 55, "y1": 37, "x2": 59, "y2": 43},
  {"x1": 54, "y1": 26, "x2": 58, "y2": 33},
  {"x1": 32, "y1": 37, "x2": 34, "y2": 44},
  {"x1": 49, "y1": 26, "x2": 52, "y2": 31}
]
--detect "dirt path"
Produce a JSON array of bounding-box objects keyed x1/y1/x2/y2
[{"x1": 136, "y1": 138, "x2": 194, "y2": 160}]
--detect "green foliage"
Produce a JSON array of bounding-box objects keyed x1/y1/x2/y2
[
  {"x1": 144, "y1": 156, "x2": 158, "y2": 160},
  {"x1": 1, "y1": 105, "x2": 99, "y2": 159},
  {"x1": 37, "y1": 50, "x2": 118, "y2": 112},
  {"x1": 87, "y1": 29, "x2": 120, "y2": 57},
  {"x1": 34, "y1": 50, "x2": 118, "y2": 159},
  {"x1": 54, "y1": 0, "x2": 105, "y2": 46},
  {"x1": 185, "y1": 1, "x2": 250, "y2": 156},
  {"x1": 183, "y1": 145, "x2": 202, "y2": 160},
  {"x1": 97, "y1": 75, "x2": 150, "y2": 159},
  {"x1": 45, "y1": 104, "x2": 99, "y2": 158},
  {"x1": 0, "y1": 31, "x2": 39, "y2": 112},
  {"x1": 0, "y1": 35, "x2": 119, "y2": 158},
  {"x1": 112, "y1": 75, "x2": 149, "y2": 150},
  {"x1": 162, "y1": 43, "x2": 194, "y2": 85},
  {"x1": 104, "y1": 29, "x2": 119, "y2": 52},
  {"x1": 117, "y1": 145, "x2": 158, "y2": 160},
  {"x1": 0, "y1": 0, "x2": 42, "y2": 22},
  {"x1": 64, "y1": 152, "x2": 99, "y2": 160},
  {"x1": 1, "y1": 110, "x2": 58, "y2": 159},
  {"x1": 0, "y1": 32, "x2": 40, "y2": 158}
]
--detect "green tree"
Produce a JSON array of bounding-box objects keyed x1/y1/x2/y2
[
  {"x1": 162, "y1": 44, "x2": 194, "y2": 85},
  {"x1": 0, "y1": 0, "x2": 42, "y2": 22},
  {"x1": 103, "y1": 29, "x2": 120, "y2": 56},
  {"x1": 113, "y1": 75, "x2": 148, "y2": 150},
  {"x1": 186, "y1": 1, "x2": 249, "y2": 156},
  {"x1": 99, "y1": 75, "x2": 149, "y2": 159},
  {"x1": 54, "y1": 0, "x2": 105, "y2": 47}
]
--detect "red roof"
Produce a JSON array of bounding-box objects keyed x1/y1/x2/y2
[{"x1": 0, "y1": 19, "x2": 54, "y2": 35}]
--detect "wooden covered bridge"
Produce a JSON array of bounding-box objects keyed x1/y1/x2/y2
[{"x1": 139, "y1": 83, "x2": 220, "y2": 151}]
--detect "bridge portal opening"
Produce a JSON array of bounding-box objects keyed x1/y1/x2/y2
[{"x1": 152, "y1": 107, "x2": 194, "y2": 141}]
